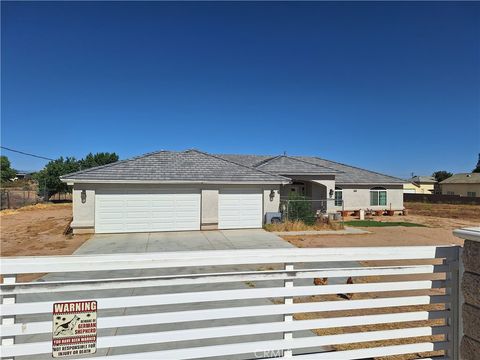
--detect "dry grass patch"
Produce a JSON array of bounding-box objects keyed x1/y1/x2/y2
[
  {"x1": 405, "y1": 202, "x2": 480, "y2": 221},
  {"x1": 0, "y1": 202, "x2": 68, "y2": 217},
  {"x1": 264, "y1": 220, "x2": 344, "y2": 232}
]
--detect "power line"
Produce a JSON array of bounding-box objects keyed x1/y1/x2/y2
[{"x1": 1, "y1": 146, "x2": 54, "y2": 161}]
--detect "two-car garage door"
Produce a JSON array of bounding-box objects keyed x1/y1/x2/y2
[
  {"x1": 95, "y1": 187, "x2": 263, "y2": 233},
  {"x1": 95, "y1": 189, "x2": 201, "y2": 233}
]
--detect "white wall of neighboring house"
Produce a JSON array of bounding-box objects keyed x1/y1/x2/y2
[{"x1": 441, "y1": 183, "x2": 480, "y2": 197}]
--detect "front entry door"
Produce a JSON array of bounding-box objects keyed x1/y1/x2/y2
[{"x1": 288, "y1": 182, "x2": 306, "y2": 196}]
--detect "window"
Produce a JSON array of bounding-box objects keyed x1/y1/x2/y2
[
  {"x1": 334, "y1": 187, "x2": 343, "y2": 206},
  {"x1": 467, "y1": 192, "x2": 476, "y2": 197},
  {"x1": 447, "y1": 191, "x2": 455, "y2": 195},
  {"x1": 370, "y1": 187, "x2": 387, "y2": 206}
]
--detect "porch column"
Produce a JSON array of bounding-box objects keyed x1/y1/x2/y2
[{"x1": 312, "y1": 179, "x2": 336, "y2": 213}]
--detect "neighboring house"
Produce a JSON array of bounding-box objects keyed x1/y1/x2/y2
[
  {"x1": 404, "y1": 176, "x2": 437, "y2": 194},
  {"x1": 61, "y1": 149, "x2": 404, "y2": 234},
  {"x1": 440, "y1": 173, "x2": 480, "y2": 197},
  {"x1": 403, "y1": 182, "x2": 420, "y2": 194},
  {"x1": 10, "y1": 170, "x2": 34, "y2": 181}
]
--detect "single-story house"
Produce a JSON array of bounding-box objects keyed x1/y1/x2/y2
[
  {"x1": 61, "y1": 149, "x2": 404, "y2": 234},
  {"x1": 440, "y1": 173, "x2": 480, "y2": 197},
  {"x1": 403, "y1": 176, "x2": 437, "y2": 194}
]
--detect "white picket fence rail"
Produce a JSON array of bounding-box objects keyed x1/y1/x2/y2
[{"x1": 0, "y1": 246, "x2": 461, "y2": 359}]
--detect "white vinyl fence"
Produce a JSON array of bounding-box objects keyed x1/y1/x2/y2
[{"x1": 1, "y1": 246, "x2": 461, "y2": 359}]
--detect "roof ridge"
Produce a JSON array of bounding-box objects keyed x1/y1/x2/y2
[
  {"x1": 276, "y1": 155, "x2": 342, "y2": 173},
  {"x1": 253, "y1": 155, "x2": 282, "y2": 168},
  {"x1": 311, "y1": 156, "x2": 404, "y2": 182},
  {"x1": 187, "y1": 150, "x2": 290, "y2": 182},
  {"x1": 60, "y1": 150, "x2": 169, "y2": 179}
]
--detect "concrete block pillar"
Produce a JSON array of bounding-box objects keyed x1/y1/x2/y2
[{"x1": 453, "y1": 227, "x2": 480, "y2": 360}]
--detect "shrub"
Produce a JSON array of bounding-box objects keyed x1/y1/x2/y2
[
  {"x1": 264, "y1": 219, "x2": 344, "y2": 232},
  {"x1": 284, "y1": 194, "x2": 316, "y2": 225}
]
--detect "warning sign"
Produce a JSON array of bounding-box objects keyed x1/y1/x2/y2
[{"x1": 52, "y1": 300, "x2": 97, "y2": 357}]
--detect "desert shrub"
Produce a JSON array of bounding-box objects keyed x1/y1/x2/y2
[
  {"x1": 264, "y1": 219, "x2": 344, "y2": 232},
  {"x1": 284, "y1": 194, "x2": 316, "y2": 225}
]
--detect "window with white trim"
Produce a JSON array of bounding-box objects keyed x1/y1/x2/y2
[
  {"x1": 467, "y1": 192, "x2": 476, "y2": 197},
  {"x1": 370, "y1": 187, "x2": 387, "y2": 206},
  {"x1": 334, "y1": 187, "x2": 343, "y2": 206}
]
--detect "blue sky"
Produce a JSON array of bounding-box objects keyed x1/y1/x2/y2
[{"x1": 2, "y1": 2, "x2": 479, "y2": 178}]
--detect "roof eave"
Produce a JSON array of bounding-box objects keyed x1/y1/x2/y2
[
  {"x1": 61, "y1": 179, "x2": 291, "y2": 186},
  {"x1": 335, "y1": 182, "x2": 404, "y2": 186},
  {"x1": 277, "y1": 172, "x2": 338, "y2": 176}
]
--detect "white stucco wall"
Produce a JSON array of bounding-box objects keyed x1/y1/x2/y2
[
  {"x1": 312, "y1": 179, "x2": 335, "y2": 212},
  {"x1": 333, "y1": 184, "x2": 404, "y2": 211},
  {"x1": 263, "y1": 187, "x2": 280, "y2": 214},
  {"x1": 201, "y1": 189, "x2": 218, "y2": 229},
  {"x1": 72, "y1": 184, "x2": 95, "y2": 233}
]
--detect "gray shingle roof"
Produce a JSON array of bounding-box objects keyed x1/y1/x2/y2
[
  {"x1": 61, "y1": 150, "x2": 289, "y2": 184},
  {"x1": 410, "y1": 176, "x2": 437, "y2": 184},
  {"x1": 293, "y1": 156, "x2": 404, "y2": 184},
  {"x1": 440, "y1": 173, "x2": 480, "y2": 184},
  {"x1": 255, "y1": 155, "x2": 339, "y2": 175},
  {"x1": 218, "y1": 154, "x2": 273, "y2": 167},
  {"x1": 62, "y1": 150, "x2": 404, "y2": 185},
  {"x1": 217, "y1": 154, "x2": 404, "y2": 184}
]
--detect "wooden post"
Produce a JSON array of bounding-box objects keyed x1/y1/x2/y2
[
  {"x1": 1, "y1": 275, "x2": 17, "y2": 360},
  {"x1": 283, "y1": 263, "x2": 294, "y2": 357}
]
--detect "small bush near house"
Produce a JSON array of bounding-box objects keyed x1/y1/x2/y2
[
  {"x1": 264, "y1": 220, "x2": 344, "y2": 232},
  {"x1": 283, "y1": 194, "x2": 317, "y2": 225}
]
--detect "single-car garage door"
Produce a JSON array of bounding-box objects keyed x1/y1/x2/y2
[
  {"x1": 95, "y1": 188, "x2": 200, "y2": 233},
  {"x1": 218, "y1": 188, "x2": 263, "y2": 229}
]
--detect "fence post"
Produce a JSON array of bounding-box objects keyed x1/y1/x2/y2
[
  {"x1": 283, "y1": 263, "x2": 294, "y2": 357},
  {"x1": 448, "y1": 246, "x2": 463, "y2": 360},
  {"x1": 1, "y1": 275, "x2": 17, "y2": 360},
  {"x1": 455, "y1": 246, "x2": 464, "y2": 360}
]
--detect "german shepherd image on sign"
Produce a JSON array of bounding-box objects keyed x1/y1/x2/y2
[{"x1": 52, "y1": 301, "x2": 97, "y2": 358}]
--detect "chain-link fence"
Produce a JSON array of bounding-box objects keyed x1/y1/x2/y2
[
  {"x1": 279, "y1": 198, "x2": 342, "y2": 224},
  {"x1": 0, "y1": 189, "x2": 72, "y2": 210}
]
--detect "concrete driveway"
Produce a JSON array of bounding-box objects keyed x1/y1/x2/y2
[{"x1": 75, "y1": 229, "x2": 293, "y2": 255}]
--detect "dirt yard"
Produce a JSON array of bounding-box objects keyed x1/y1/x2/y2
[
  {"x1": 0, "y1": 203, "x2": 90, "y2": 257},
  {"x1": 405, "y1": 201, "x2": 479, "y2": 222},
  {"x1": 284, "y1": 202, "x2": 478, "y2": 248},
  {"x1": 280, "y1": 202, "x2": 477, "y2": 359}
]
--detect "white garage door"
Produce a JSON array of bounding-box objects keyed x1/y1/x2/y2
[
  {"x1": 95, "y1": 188, "x2": 200, "y2": 233},
  {"x1": 218, "y1": 188, "x2": 263, "y2": 229}
]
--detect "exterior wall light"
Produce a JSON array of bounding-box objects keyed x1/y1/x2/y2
[
  {"x1": 269, "y1": 190, "x2": 276, "y2": 201},
  {"x1": 81, "y1": 190, "x2": 87, "y2": 204},
  {"x1": 329, "y1": 189, "x2": 334, "y2": 198}
]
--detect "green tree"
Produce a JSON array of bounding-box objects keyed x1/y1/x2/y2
[
  {"x1": 34, "y1": 157, "x2": 80, "y2": 198},
  {"x1": 33, "y1": 152, "x2": 119, "y2": 198},
  {"x1": 432, "y1": 171, "x2": 453, "y2": 183},
  {"x1": 0, "y1": 156, "x2": 16, "y2": 184},
  {"x1": 78, "y1": 152, "x2": 119, "y2": 169},
  {"x1": 473, "y1": 154, "x2": 480, "y2": 173}
]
